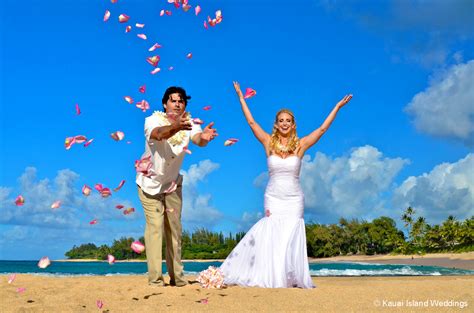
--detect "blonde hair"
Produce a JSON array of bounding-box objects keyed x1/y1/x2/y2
[{"x1": 269, "y1": 109, "x2": 300, "y2": 154}]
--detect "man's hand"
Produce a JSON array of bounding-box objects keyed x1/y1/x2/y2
[
  {"x1": 169, "y1": 111, "x2": 192, "y2": 131},
  {"x1": 201, "y1": 122, "x2": 218, "y2": 142}
]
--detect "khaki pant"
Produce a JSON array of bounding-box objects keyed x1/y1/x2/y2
[{"x1": 137, "y1": 176, "x2": 186, "y2": 285}]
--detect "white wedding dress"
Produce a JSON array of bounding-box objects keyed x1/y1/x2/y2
[{"x1": 220, "y1": 155, "x2": 314, "y2": 288}]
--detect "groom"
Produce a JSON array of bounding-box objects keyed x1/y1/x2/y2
[{"x1": 136, "y1": 86, "x2": 218, "y2": 286}]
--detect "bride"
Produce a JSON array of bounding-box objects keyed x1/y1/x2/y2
[{"x1": 220, "y1": 81, "x2": 352, "y2": 288}]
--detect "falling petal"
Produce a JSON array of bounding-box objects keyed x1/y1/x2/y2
[
  {"x1": 111, "y1": 0, "x2": 118, "y2": 3},
  {"x1": 148, "y1": 43, "x2": 162, "y2": 51},
  {"x1": 135, "y1": 156, "x2": 153, "y2": 177},
  {"x1": 131, "y1": 241, "x2": 145, "y2": 254},
  {"x1": 192, "y1": 118, "x2": 204, "y2": 125},
  {"x1": 103, "y1": 10, "x2": 110, "y2": 22},
  {"x1": 265, "y1": 209, "x2": 271, "y2": 217},
  {"x1": 160, "y1": 10, "x2": 165, "y2": 16},
  {"x1": 224, "y1": 139, "x2": 238, "y2": 146},
  {"x1": 186, "y1": 53, "x2": 192, "y2": 59},
  {"x1": 38, "y1": 257, "x2": 51, "y2": 269},
  {"x1": 51, "y1": 201, "x2": 61, "y2": 209},
  {"x1": 126, "y1": 141, "x2": 132, "y2": 144},
  {"x1": 150, "y1": 68, "x2": 161, "y2": 75},
  {"x1": 118, "y1": 14, "x2": 130, "y2": 23},
  {"x1": 146, "y1": 55, "x2": 160, "y2": 67},
  {"x1": 116, "y1": 204, "x2": 124, "y2": 209},
  {"x1": 165, "y1": 10, "x2": 172, "y2": 16},
  {"x1": 139, "y1": 85, "x2": 146, "y2": 93},
  {"x1": 100, "y1": 188, "x2": 112, "y2": 198},
  {"x1": 110, "y1": 131, "x2": 125, "y2": 141},
  {"x1": 74, "y1": 135, "x2": 87, "y2": 144},
  {"x1": 183, "y1": 147, "x2": 192, "y2": 154},
  {"x1": 137, "y1": 33, "x2": 147, "y2": 40},
  {"x1": 164, "y1": 181, "x2": 177, "y2": 194},
  {"x1": 183, "y1": 4, "x2": 191, "y2": 12},
  {"x1": 136, "y1": 100, "x2": 150, "y2": 112},
  {"x1": 123, "y1": 207, "x2": 135, "y2": 215},
  {"x1": 215, "y1": 10, "x2": 223, "y2": 23},
  {"x1": 113, "y1": 180, "x2": 125, "y2": 192},
  {"x1": 244, "y1": 88, "x2": 256, "y2": 99},
  {"x1": 17, "y1": 287, "x2": 26, "y2": 293},
  {"x1": 125, "y1": 25, "x2": 132, "y2": 33},
  {"x1": 14, "y1": 195, "x2": 24, "y2": 206},
  {"x1": 202, "y1": 105, "x2": 212, "y2": 111},
  {"x1": 97, "y1": 300, "x2": 104, "y2": 309},
  {"x1": 173, "y1": 0, "x2": 180, "y2": 9},
  {"x1": 75, "y1": 104, "x2": 81, "y2": 115},
  {"x1": 89, "y1": 219, "x2": 98, "y2": 225},
  {"x1": 65, "y1": 137, "x2": 76, "y2": 150},
  {"x1": 135, "y1": 23, "x2": 145, "y2": 28},
  {"x1": 94, "y1": 184, "x2": 104, "y2": 192},
  {"x1": 84, "y1": 139, "x2": 94, "y2": 147},
  {"x1": 107, "y1": 254, "x2": 115, "y2": 265},
  {"x1": 203, "y1": 21, "x2": 208, "y2": 29},
  {"x1": 195, "y1": 5, "x2": 201, "y2": 16},
  {"x1": 82, "y1": 185, "x2": 92, "y2": 196},
  {"x1": 209, "y1": 19, "x2": 216, "y2": 27},
  {"x1": 124, "y1": 96, "x2": 134, "y2": 104},
  {"x1": 8, "y1": 274, "x2": 16, "y2": 284}
]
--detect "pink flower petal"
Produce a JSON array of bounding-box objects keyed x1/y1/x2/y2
[
  {"x1": 200, "y1": 299, "x2": 209, "y2": 304},
  {"x1": 8, "y1": 274, "x2": 16, "y2": 284},
  {"x1": 244, "y1": 88, "x2": 256, "y2": 99},
  {"x1": 146, "y1": 56, "x2": 160, "y2": 67},
  {"x1": 103, "y1": 10, "x2": 111, "y2": 22},
  {"x1": 139, "y1": 85, "x2": 146, "y2": 93},
  {"x1": 124, "y1": 96, "x2": 134, "y2": 104},
  {"x1": 136, "y1": 100, "x2": 150, "y2": 112},
  {"x1": 123, "y1": 207, "x2": 135, "y2": 215},
  {"x1": 203, "y1": 21, "x2": 208, "y2": 29},
  {"x1": 110, "y1": 131, "x2": 125, "y2": 141},
  {"x1": 82, "y1": 185, "x2": 92, "y2": 196},
  {"x1": 165, "y1": 10, "x2": 172, "y2": 16},
  {"x1": 202, "y1": 105, "x2": 212, "y2": 111},
  {"x1": 100, "y1": 188, "x2": 112, "y2": 198},
  {"x1": 148, "y1": 43, "x2": 162, "y2": 52},
  {"x1": 125, "y1": 25, "x2": 132, "y2": 33},
  {"x1": 195, "y1": 5, "x2": 201, "y2": 16},
  {"x1": 135, "y1": 156, "x2": 153, "y2": 177},
  {"x1": 17, "y1": 287, "x2": 26, "y2": 293},
  {"x1": 182, "y1": 4, "x2": 191, "y2": 12},
  {"x1": 192, "y1": 118, "x2": 204, "y2": 125},
  {"x1": 65, "y1": 137, "x2": 76, "y2": 150},
  {"x1": 38, "y1": 257, "x2": 51, "y2": 269},
  {"x1": 107, "y1": 254, "x2": 115, "y2": 265},
  {"x1": 51, "y1": 200, "x2": 61, "y2": 209},
  {"x1": 150, "y1": 67, "x2": 161, "y2": 75},
  {"x1": 183, "y1": 147, "x2": 192, "y2": 154},
  {"x1": 173, "y1": 0, "x2": 180, "y2": 9},
  {"x1": 131, "y1": 241, "x2": 145, "y2": 254},
  {"x1": 94, "y1": 184, "x2": 104, "y2": 192},
  {"x1": 164, "y1": 181, "x2": 177, "y2": 194},
  {"x1": 74, "y1": 135, "x2": 87, "y2": 144},
  {"x1": 160, "y1": 10, "x2": 165, "y2": 16},
  {"x1": 84, "y1": 138, "x2": 94, "y2": 147},
  {"x1": 186, "y1": 53, "x2": 193, "y2": 59},
  {"x1": 118, "y1": 14, "x2": 130, "y2": 23},
  {"x1": 137, "y1": 33, "x2": 147, "y2": 40},
  {"x1": 265, "y1": 209, "x2": 271, "y2": 217},
  {"x1": 224, "y1": 139, "x2": 238, "y2": 146},
  {"x1": 75, "y1": 104, "x2": 81, "y2": 115},
  {"x1": 14, "y1": 195, "x2": 24, "y2": 206},
  {"x1": 89, "y1": 219, "x2": 98, "y2": 225},
  {"x1": 115, "y1": 204, "x2": 124, "y2": 209},
  {"x1": 111, "y1": 0, "x2": 118, "y2": 3},
  {"x1": 135, "y1": 23, "x2": 145, "y2": 28},
  {"x1": 97, "y1": 300, "x2": 104, "y2": 309},
  {"x1": 113, "y1": 180, "x2": 125, "y2": 192}
]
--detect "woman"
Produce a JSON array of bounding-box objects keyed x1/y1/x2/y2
[{"x1": 220, "y1": 81, "x2": 352, "y2": 288}]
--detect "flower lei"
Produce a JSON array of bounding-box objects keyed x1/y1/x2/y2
[{"x1": 152, "y1": 111, "x2": 190, "y2": 146}]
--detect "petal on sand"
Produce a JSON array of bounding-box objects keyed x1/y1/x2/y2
[
  {"x1": 51, "y1": 200, "x2": 61, "y2": 209},
  {"x1": 17, "y1": 287, "x2": 26, "y2": 293},
  {"x1": 131, "y1": 241, "x2": 145, "y2": 253},
  {"x1": 137, "y1": 33, "x2": 147, "y2": 40},
  {"x1": 110, "y1": 131, "x2": 125, "y2": 141},
  {"x1": 146, "y1": 55, "x2": 160, "y2": 67},
  {"x1": 107, "y1": 255, "x2": 115, "y2": 265},
  {"x1": 124, "y1": 96, "x2": 134, "y2": 104},
  {"x1": 195, "y1": 5, "x2": 201, "y2": 16},
  {"x1": 244, "y1": 88, "x2": 256, "y2": 99},
  {"x1": 139, "y1": 85, "x2": 146, "y2": 93},
  {"x1": 37, "y1": 257, "x2": 51, "y2": 269},
  {"x1": 84, "y1": 138, "x2": 94, "y2": 147},
  {"x1": 103, "y1": 10, "x2": 111, "y2": 22},
  {"x1": 14, "y1": 195, "x2": 25, "y2": 206},
  {"x1": 113, "y1": 180, "x2": 125, "y2": 192},
  {"x1": 118, "y1": 14, "x2": 130, "y2": 23},
  {"x1": 97, "y1": 300, "x2": 104, "y2": 309},
  {"x1": 8, "y1": 274, "x2": 16, "y2": 284},
  {"x1": 150, "y1": 67, "x2": 161, "y2": 75},
  {"x1": 82, "y1": 185, "x2": 92, "y2": 196},
  {"x1": 148, "y1": 43, "x2": 162, "y2": 51}
]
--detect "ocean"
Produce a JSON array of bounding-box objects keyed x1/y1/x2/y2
[{"x1": 1, "y1": 260, "x2": 473, "y2": 277}]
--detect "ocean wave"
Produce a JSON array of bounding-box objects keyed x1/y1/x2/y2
[{"x1": 310, "y1": 266, "x2": 442, "y2": 276}]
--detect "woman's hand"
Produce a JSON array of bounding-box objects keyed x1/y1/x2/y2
[
  {"x1": 336, "y1": 94, "x2": 353, "y2": 108},
  {"x1": 233, "y1": 81, "x2": 244, "y2": 99}
]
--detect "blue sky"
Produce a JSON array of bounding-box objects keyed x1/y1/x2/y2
[{"x1": 1, "y1": 0, "x2": 473, "y2": 260}]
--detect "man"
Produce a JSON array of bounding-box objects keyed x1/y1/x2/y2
[{"x1": 136, "y1": 86, "x2": 217, "y2": 286}]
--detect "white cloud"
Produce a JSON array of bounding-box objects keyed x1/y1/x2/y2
[
  {"x1": 181, "y1": 159, "x2": 223, "y2": 228},
  {"x1": 393, "y1": 153, "x2": 474, "y2": 224},
  {"x1": 405, "y1": 60, "x2": 474, "y2": 146}
]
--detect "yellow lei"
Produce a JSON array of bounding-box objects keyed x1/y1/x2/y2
[{"x1": 152, "y1": 111, "x2": 190, "y2": 146}]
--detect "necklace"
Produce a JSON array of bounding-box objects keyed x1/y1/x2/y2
[
  {"x1": 275, "y1": 141, "x2": 290, "y2": 154},
  {"x1": 152, "y1": 111, "x2": 189, "y2": 146}
]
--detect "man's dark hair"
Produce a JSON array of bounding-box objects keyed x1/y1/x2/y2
[{"x1": 162, "y1": 86, "x2": 191, "y2": 110}]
